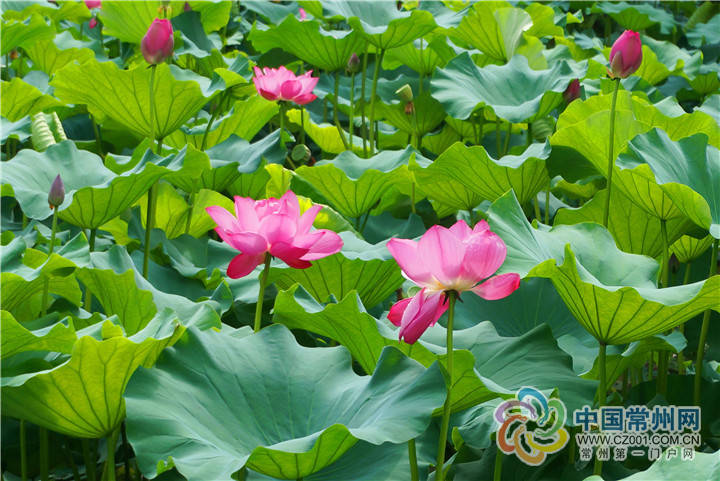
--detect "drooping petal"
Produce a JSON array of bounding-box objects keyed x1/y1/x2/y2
[
  {"x1": 296, "y1": 230, "x2": 343, "y2": 260},
  {"x1": 398, "y1": 290, "x2": 448, "y2": 344},
  {"x1": 418, "y1": 225, "x2": 465, "y2": 285},
  {"x1": 471, "y1": 273, "x2": 521, "y2": 300},
  {"x1": 461, "y1": 231, "x2": 508, "y2": 281},
  {"x1": 270, "y1": 242, "x2": 312, "y2": 269},
  {"x1": 388, "y1": 297, "x2": 412, "y2": 326},
  {"x1": 292, "y1": 93, "x2": 317, "y2": 105},
  {"x1": 227, "y1": 253, "x2": 265, "y2": 279},
  {"x1": 387, "y1": 238, "x2": 433, "y2": 285}
]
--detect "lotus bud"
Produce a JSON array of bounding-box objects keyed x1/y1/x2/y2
[
  {"x1": 141, "y1": 18, "x2": 174, "y2": 65},
  {"x1": 89, "y1": 17, "x2": 98, "y2": 29},
  {"x1": 291, "y1": 144, "x2": 311, "y2": 163},
  {"x1": 299, "y1": 7, "x2": 307, "y2": 20},
  {"x1": 84, "y1": 0, "x2": 101, "y2": 8},
  {"x1": 346, "y1": 53, "x2": 360, "y2": 74},
  {"x1": 608, "y1": 30, "x2": 642, "y2": 79},
  {"x1": 184, "y1": 2, "x2": 191, "y2": 12},
  {"x1": 563, "y1": 79, "x2": 581, "y2": 104},
  {"x1": 396, "y1": 84, "x2": 413, "y2": 103},
  {"x1": 48, "y1": 174, "x2": 65, "y2": 209}
]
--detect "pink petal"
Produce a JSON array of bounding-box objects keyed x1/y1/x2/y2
[
  {"x1": 387, "y1": 238, "x2": 433, "y2": 285},
  {"x1": 280, "y1": 79, "x2": 303, "y2": 100},
  {"x1": 258, "y1": 214, "x2": 296, "y2": 245},
  {"x1": 271, "y1": 242, "x2": 312, "y2": 269},
  {"x1": 297, "y1": 204, "x2": 322, "y2": 234},
  {"x1": 418, "y1": 225, "x2": 465, "y2": 286},
  {"x1": 205, "y1": 206, "x2": 238, "y2": 232},
  {"x1": 222, "y1": 231, "x2": 267, "y2": 255},
  {"x1": 278, "y1": 190, "x2": 301, "y2": 220},
  {"x1": 258, "y1": 88, "x2": 279, "y2": 101},
  {"x1": 398, "y1": 290, "x2": 448, "y2": 344},
  {"x1": 233, "y1": 196, "x2": 260, "y2": 231},
  {"x1": 473, "y1": 220, "x2": 490, "y2": 234},
  {"x1": 460, "y1": 231, "x2": 507, "y2": 281},
  {"x1": 293, "y1": 93, "x2": 317, "y2": 105},
  {"x1": 227, "y1": 253, "x2": 265, "y2": 279},
  {"x1": 297, "y1": 230, "x2": 343, "y2": 260},
  {"x1": 388, "y1": 297, "x2": 412, "y2": 326},
  {"x1": 471, "y1": 273, "x2": 521, "y2": 300},
  {"x1": 449, "y1": 219, "x2": 472, "y2": 240}
]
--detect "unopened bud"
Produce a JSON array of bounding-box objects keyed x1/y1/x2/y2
[
  {"x1": 346, "y1": 53, "x2": 360, "y2": 74},
  {"x1": 48, "y1": 174, "x2": 65, "y2": 209},
  {"x1": 563, "y1": 79, "x2": 581, "y2": 104},
  {"x1": 396, "y1": 84, "x2": 413, "y2": 103},
  {"x1": 291, "y1": 144, "x2": 311, "y2": 163},
  {"x1": 184, "y1": 1, "x2": 191, "y2": 12}
]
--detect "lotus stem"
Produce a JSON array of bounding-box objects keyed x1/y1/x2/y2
[
  {"x1": 545, "y1": 182, "x2": 551, "y2": 224},
  {"x1": 39, "y1": 427, "x2": 49, "y2": 481},
  {"x1": 349, "y1": 71, "x2": 356, "y2": 149},
  {"x1": 533, "y1": 196, "x2": 541, "y2": 221},
  {"x1": 185, "y1": 179, "x2": 198, "y2": 235},
  {"x1": 593, "y1": 342, "x2": 607, "y2": 476},
  {"x1": 368, "y1": 48, "x2": 385, "y2": 156},
  {"x1": 418, "y1": 38, "x2": 425, "y2": 95},
  {"x1": 104, "y1": 427, "x2": 119, "y2": 481},
  {"x1": 253, "y1": 253, "x2": 272, "y2": 332},
  {"x1": 502, "y1": 122, "x2": 511, "y2": 156},
  {"x1": 121, "y1": 423, "x2": 131, "y2": 481},
  {"x1": 40, "y1": 208, "x2": 59, "y2": 317},
  {"x1": 333, "y1": 71, "x2": 349, "y2": 150},
  {"x1": 410, "y1": 183, "x2": 417, "y2": 215},
  {"x1": 278, "y1": 101, "x2": 287, "y2": 150},
  {"x1": 300, "y1": 104, "x2": 306, "y2": 145},
  {"x1": 694, "y1": 238, "x2": 718, "y2": 405},
  {"x1": 495, "y1": 121, "x2": 501, "y2": 156},
  {"x1": 602, "y1": 78, "x2": 621, "y2": 228},
  {"x1": 494, "y1": 445, "x2": 503, "y2": 481},
  {"x1": 20, "y1": 420, "x2": 27, "y2": 481},
  {"x1": 408, "y1": 439, "x2": 419, "y2": 481},
  {"x1": 678, "y1": 263, "x2": 693, "y2": 375},
  {"x1": 82, "y1": 439, "x2": 97, "y2": 481},
  {"x1": 201, "y1": 94, "x2": 224, "y2": 151},
  {"x1": 361, "y1": 48, "x2": 369, "y2": 156},
  {"x1": 91, "y1": 114, "x2": 104, "y2": 158},
  {"x1": 143, "y1": 66, "x2": 159, "y2": 279},
  {"x1": 435, "y1": 291, "x2": 457, "y2": 481},
  {"x1": 359, "y1": 211, "x2": 370, "y2": 234},
  {"x1": 657, "y1": 220, "x2": 670, "y2": 396},
  {"x1": 84, "y1": 228, "x2": 97, "y2": 310}
]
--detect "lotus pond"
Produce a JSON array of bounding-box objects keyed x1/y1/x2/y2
[{"x1": 1, "y1": 1, "x2": 719, "y2": 480}]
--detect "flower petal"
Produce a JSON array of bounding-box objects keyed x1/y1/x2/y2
[
  {"x1": 292, "y1": 93, "x2": 317, "y2": 105},
  {"x1": 222, "y1": 231, "x2": 267, "y2": 255},
  {"x1": 388, "y1": 297, "x2": 412, "y2": 326},
  {"x1": 258, "y1": 214, "x2": 296, "y2": 245},
  {"x1": 271, "y1": 242, "x2": 312, "y2": 269},
  {"x1": 399, "y1": 290, "x2": 448, "y2": 344},
  {"x1": 386, "y1": 238, "x2": 433, "y2": 285},
  {"x1": 297, "y1": 204, "x2": 322, "y2": 234},
  {"x1": 449, "y1": 219, "x2": 472, "y2": 240},
  {"x1": 471, "y1": 273, "x2": 521, "y2": 300},
  {"x1": 297, "y1": 230, "x2": 343, "y2": 260},
  {"x1": 233, "y1": 196, "x2": 260, "y2": 231},
  {"x1": 418, "y1": 225, "x2": 465, "y2": 285},
  {"x1": 227, "y1": 253, "x2": 265, "y2": 279},
  {"x1": 205, "y1": 206, "x2": 238, "y2": 232},
  {"x1": 461, "y1": 231, "x2": 507, "y2": 281},
  {"x1": 280, "y1": 79, "x2": 303, "y2": 100}
]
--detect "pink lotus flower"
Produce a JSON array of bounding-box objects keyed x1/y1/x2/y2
[
  {"x1": 89, "y1": 17, "x2": 98, "y2": 29},
  {"x1": 252, "y1": 66, "x2": 318, "y2": 105},
  {"x1": 141, "y1": 18, "x2": 174, "y2": 65},
  {"x1": 608, "y1": 30, "x2": 642, "y2": 79},
  {"x1": 206, "y1": 191, "x2": 343, "y2": 279},
  {"x1": 387, "y1": 220, "x2": 521, "y2": 343},
  {"x1": 84, "y1": 0, "x2": 101, "y2": 8}
]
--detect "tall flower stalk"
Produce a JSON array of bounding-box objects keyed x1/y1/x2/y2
[
  {"x1": 694, "y1": 239, "x2": 718, "y2": 405},
  {"x1": 435, "y1": 291, "x2": 457, "y2": 481}
]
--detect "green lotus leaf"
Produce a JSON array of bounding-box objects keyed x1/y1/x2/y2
[
  {"x1": 1, "y1": 1, "x2": 91, "y2": 24},
  {"x1": 124, "y1": 324, "x2": 446, "y2": 480},
  {"x1": 165, "y1": 96, "x2": 278, "y2": 150},
  {"x1": 1, "y1": 234, "x2": 88, "y2": 321},
  {"x1": 671, "y1": 235, "x2": 713, "y2": 264},
  {"x1": 641, "y1": 36, "x2": 703, "y2": 77},
  {"x1": 447, "y1": 2, "x2": 531, "y2": 63},
  {"x1": 249, "y1": 14, "x2": 366, "y2": 72},
  {"x1": 432, "y1": 53, "x2": 586, "y2": 122},
  {"x1": 686, "y1": 14, "x2": 720, "y2": 48},
  {"x1": 80, "y1": 246, "x2": 222, "y2": 334},
  {"x1": 272, "y1": 286, "x2": 505, "y2": 414},
  {"x1": 617, "y1": 128, "x2": 720, "y2": 238},
  {"x1": 635, "y1": 45, "x2": 672, "y2": 86},
  {"x1": 383, "y1": 35, "x2": 455, "y2": 75},
  {"x1": 286, "y1": 108, "x2": 364, "y2": 155},
  {"x1": 488, "y1": 191, "x2": 720, "y2": 344},
  {"x1": 153, "y1": 235, "x2": 235, "y2": 290},
  {"x1": 1, "y1": 141, "x2": 166, "y2": 227},
  {"x1": 295, "y1": 146, "x2": 417, "y2": 218},
  {"x1": 1, "y1": 13, "x2": 54, "y2": 55},
  {"x1": 411, "y1": 141, "x2": 551, "y2": 207},
  {"x1": 1, "y1": 316, "x2": 184, "y2": 438},
  {"x1": 269, "y1": 233, "x2": 404, "y2": 309},
  {"x1": 375, "y1": 91, "x2": 446, "y2": 137},
  {"x1": 135, "y1": 181, "x2": 233, "y2": 239},
  {"x1": 592, "y1": 1, "x2": 676, "y2": 34},
  {"x1": 1, "y1": 77, "x2": 63, "y2": 122},
  {"x1": 23, "y1": 32, "x2": 94, "y2": 76},
  {"x1": 51, "y1": 60, "x2": 212, "y2": 139},
  {"x1": 555, "y1": 188, "x2": 693, "y2": 258},
  {"x1": 524, "y1": 3, "x2": 564, "y2": 38},
  {"x1": 324, "y1": 1, "x2": 436, "y2": 50},
  {"x1": 1, "y1": 310, "x2": 77, "y2": 359}
]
